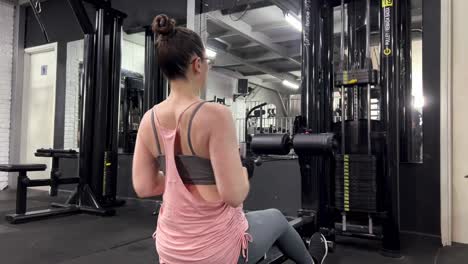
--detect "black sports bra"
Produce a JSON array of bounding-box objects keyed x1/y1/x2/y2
[{"x1": 151, "y1": 102, "x2": 216, "y2": 185}]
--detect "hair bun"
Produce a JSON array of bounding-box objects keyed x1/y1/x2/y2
[{"x1": 152, "y1": 14, "x2": 176, "y2": 36}]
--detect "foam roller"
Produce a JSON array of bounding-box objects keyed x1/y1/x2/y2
[
  {"x1": 250, "y1": 134, "x2": 292, "y2": 155},
  {"x1": 293, "y1": 133, "x2": 337, "y2": 155}
]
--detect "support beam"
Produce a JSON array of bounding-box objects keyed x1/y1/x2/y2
[
  {"x1": 209, "y1": 31, "x2": 239, "y2": 39},
  {"x1": 19, "y1": 0, "x2": 45, "y2": 5},
  {"x1": 212, "y1": 68, "x2": 297, "y2": 95},
  {"x1": 270, "y1": 0, "x2": 301, "y2": 16},
  {"x1": 242, "y1": 66, "x2": 301, "y2": 76},
  {"x1": 215, "y1": 49, "x2": 298, "y2": 84},
  {"x1": 68, "y1": 0, "x2": 94, "y2": 34},
  {"x1": 206, "y1": 11, "x2": 300, "y2": 65},
  {"x1": 251, "y1": 21, "x2": 291, "y2": 32},
  {"x1": 230, "y1": 33, "x2": 301, "y2": 50},
  {"x1": 262, "y1": 77, "x2": 284, "y2": 83},
  {"x1": 187, "y1": 0, "x2": 195, "y2": 30},
  {"x1": 215, "y1": 51, "x2": 301, "y2": 67},
  {"x1": 220, "y1": 0, "x2": 272, "y2": 16}
]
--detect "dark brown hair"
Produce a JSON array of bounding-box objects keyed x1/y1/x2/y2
[{"x1": 152, "y1": 14, "x2": 205, "y2": 80}]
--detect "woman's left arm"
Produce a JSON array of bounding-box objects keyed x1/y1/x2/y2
[{"x1": 132, "y1": 111, "x2": 165, "y2": 198}]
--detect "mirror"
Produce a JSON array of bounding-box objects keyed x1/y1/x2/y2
[
  {"x1": 401, "y1": 0, "x2": 423, "y2": 163},
  {"x1": 64, "y1": 32, "x2": 146, "y2": 154},
  {"x1": 119, "y1": 32, "x2": 145, "y2": 154},
  {"x1": 194, "y1": 0, "x2": 302, "y2": 143}
]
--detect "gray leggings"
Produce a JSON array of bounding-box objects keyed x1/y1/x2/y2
[{"x1": 238, "y1": 209, "x2": 314, "y2": 264}]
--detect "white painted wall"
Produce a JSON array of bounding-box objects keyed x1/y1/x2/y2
[
  {"x1": 247, "y1": 87, "x2": 287, "y2": 117},
  {"x1": 205, "y1": 70, "x2": 245, "y2": 117},
  {"x1": 452, "y1": 0, "x2": 468, "y2": 244},
  {"x1": 289, "y1": 94, "x2": 301, "y2": 117},
  {"x1": 205, "y1": 70, "x2": 237, "y2": 104},
  {"x1": 0, "y1": 0, "x2": 15, "y2": 190}
]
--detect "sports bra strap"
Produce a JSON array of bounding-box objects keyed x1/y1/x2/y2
[
  {"x1": 187, "y1": 101, "x2": 207, "y2": 156},
  {"x1": 151, "y1": 109, "x2": 162, "y2": 155}
]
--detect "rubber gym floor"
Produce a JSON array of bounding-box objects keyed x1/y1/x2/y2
[{"x1": 0, "y1": 189, "x2": 467, "y2": 264}]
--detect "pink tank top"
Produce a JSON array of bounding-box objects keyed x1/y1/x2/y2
[{"x1": 151, "y1": 102, "x2": 251, "y2": 264}]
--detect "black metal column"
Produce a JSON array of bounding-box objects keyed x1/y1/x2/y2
[
  {"x1": 79, "y1": 34, "x2": 96, "y2": 189},
  {"x1": 16, "y1": 172, "x2": 27, "y2": 214},
  {"x1": 301, "y1": 0, "x2": 321, "y2": 132},
  {"x1": 50, "y1": 157, "x2": 60, "y2": 196},
  {"x1": 380, "y1": 0, "x2": 401, "y2": 255},
  {"x1": 144, "y1": 28, "x2": 165, "y2": 111},
  {"x1": 398, "y1": 0, "x2": 413, "y2": 162},
  {"x1": 299, "y1": 0, "x2": 325, "y2": 234},
  {"x1": 90, "y1": 8, "x2": 108, "y2": 201},
  {"x1": 320, "y1": 1, "x2": 335, "y2": 232},
  {"x1": 104, "y1": 16, "x2": 123, "y2": 202},
  {"x1": 321, "y1": 3, "x2": 334, "y2": 134},
  {"x1": 144, "y1": 27, "x2": 155, "y2": 111}
]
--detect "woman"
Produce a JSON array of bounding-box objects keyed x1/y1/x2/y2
[{"x1": 132, "y1": 14, "x2": 328, "y2": 264}]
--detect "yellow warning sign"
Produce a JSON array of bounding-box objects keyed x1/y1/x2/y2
[
  {"x1": 382, "y1": 0, "x2": 393, "y2": 7},
  {"x1": 384, "y1": 48, "x2": 392, "y2": 56}
]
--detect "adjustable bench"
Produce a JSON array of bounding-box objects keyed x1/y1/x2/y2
[{"x1": 1, "y1": 149, "x2": 81, "y2": 224}]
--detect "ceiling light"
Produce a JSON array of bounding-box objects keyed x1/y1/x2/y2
[
  {"x1": 282, "y1": 80, "x2": 300, "y2": 89},
  {"x1": 206, "y1": 48, "x2": 217, "y2": 59},
  {"x1": 285, "y1": 13, "x2": 302, "y2": 32}
]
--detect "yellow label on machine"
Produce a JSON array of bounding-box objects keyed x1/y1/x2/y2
[
  {"x1": 344, "y1": 155, "x2": 350, "y2": 212},
  {"x1": 382, "y1": 0, "x2": 393, "y2": 7},
  {"x1": 384, "y1": 48, "x2": 392, "y2": 56},
  {"x1": 345, "y1": 79, "x2": 358, "y2": 85}
]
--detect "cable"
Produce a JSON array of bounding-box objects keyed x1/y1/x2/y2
[
  {"x1": 29, "y1": 0, "x2": 49, "y2": 43},
  {"x1": 229, "y1": 0, "x2": 251, "y2": 22}
]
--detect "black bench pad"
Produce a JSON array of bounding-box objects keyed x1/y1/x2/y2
[
  {"x1": 0, "y1": 164, "x2": 47, "y2": 172},
  {"x1": 35, "y1": 148, "x2": 79, "y2": 159}
]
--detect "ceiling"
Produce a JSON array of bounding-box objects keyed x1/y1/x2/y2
[
  {"x1": 19, "y1": 0, "x2": 188, "y2": 32},
  {"x1": 112, "y1": 0, "x2": 187, "y2": 31},
  {"x1": 204, "y1": 1, "x2": 302, "y2": 94}
]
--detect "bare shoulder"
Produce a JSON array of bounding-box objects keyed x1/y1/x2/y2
[
  {"x1": 139, "y1": 108, "x2": 154, "y2": 129},
  {"x1": 136, "y1": 107, "x2": 158, "y2": 142},
  {"x1": 197, "y1": 102, "x2": 233, "y2": 123}
]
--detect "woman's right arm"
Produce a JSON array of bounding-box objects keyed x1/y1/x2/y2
[
  {"x1": 208, "y1": 104, "x2": 250, "y2": 207},
  {"x1": 132, "y1": 111, "x2": 165, "y2": 198}
]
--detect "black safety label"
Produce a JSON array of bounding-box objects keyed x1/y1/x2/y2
[{"x1": 382, "y1": 0, "x2": 393, "y2": 56}]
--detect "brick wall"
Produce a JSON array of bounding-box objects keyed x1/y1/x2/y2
[
  {"x1": 0, "y1": 0, "x2": 15, "y2": 189},
  {"x1": 64, "y1": 40, "x2": 83, "y2": 149},
  {"x1": 121, "y1": 40, "x2": 145, "y2": 75}
]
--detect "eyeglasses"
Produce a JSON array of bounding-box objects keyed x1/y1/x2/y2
[{"x1": 191, "y1": 57, "x2": 214, "y2": 67}]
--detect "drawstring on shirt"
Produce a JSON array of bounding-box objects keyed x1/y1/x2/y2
[{"x1": 241, "y1": 232, "x2": 253, "y2": 262}]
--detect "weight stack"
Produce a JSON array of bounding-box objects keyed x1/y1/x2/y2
[{"x1": 335, "y1": 154, "x2": 377, "y2": 212}]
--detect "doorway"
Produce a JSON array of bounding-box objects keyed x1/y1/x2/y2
[{"x1": 20, "y1": 43, "x2": 57, "y2": 185}]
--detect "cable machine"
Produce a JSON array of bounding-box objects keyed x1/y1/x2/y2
[
  {"x1": 67, "y1": 0, "x2": 127, "y2": 214},
  {"x1": 249, "y1": 0, "x2": 412, "y2": 258},
  {"x1": 300, "y1": 0, "x2": 402, "y2": 255}
]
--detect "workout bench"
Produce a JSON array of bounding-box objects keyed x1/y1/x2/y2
[{"x1": 1, "y1": 149, "x2": 80, "y2": 224}]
